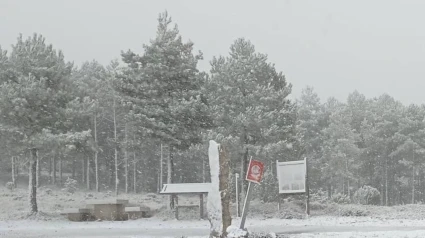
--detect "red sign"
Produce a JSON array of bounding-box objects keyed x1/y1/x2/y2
[{"x1": 246, "y1": 159, "x2": 264, "y2": 184}]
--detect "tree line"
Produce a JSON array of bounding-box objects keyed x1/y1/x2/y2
[{"x1": 0, "y1": 12, "x2": 423, "y2": 214}]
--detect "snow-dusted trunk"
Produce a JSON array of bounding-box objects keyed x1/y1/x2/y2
[
  {"x1": 385, "y1": 156, "x2": 388, "y2": 206},
  {"x1": 133, "y1": 151, "x2": 137, "y2": 193},
  {"x1": 167, "y1": 145, "x2": 174, "y2": 209},
  {"x1": 412, "y1": 166, "x2": 415, "y2": 204},
  {"x1": 36, "y1": 156, "x2": 40, "y2": 188},
  {"x1": 59, "y1": 156, "x2": 63, "y2": 185},
  {"x1": 239, "y1": 146, "x2": 248, "y2": 214},
  {"x1": 29, "y1": 148, "x2": 38, "y2": 213},
  {"x1": 82, "y1": 158, "x2": 85, "y2": 184},
  {"x1": 207, "y1": 140, "x2": 231, "y2": 237},
  {"x1": 113, "y1": 95, "x2": 119, "y2": 196},
  {"x1": 94, "y1": 114, "x2": 99, "y2": 192},
  {"x1": 87, "y1": 157, "x2": 91, "y2": 190},
  {"x1": 124, "y1": 123, "x2": 129, "y2": 194},
  {"x1": 11, "y1": 157, "x2": 16, "y2": 188},
  {"x1": 160, "y1": 144, "x2": 163, "y2": 190},
  {"x1": 52, "y1": 156, "x2": 56, "y2": 185}
]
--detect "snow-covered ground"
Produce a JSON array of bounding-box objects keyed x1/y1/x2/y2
[{"x1": 2, "y1": 216, "x2": 425, "y2": 237}]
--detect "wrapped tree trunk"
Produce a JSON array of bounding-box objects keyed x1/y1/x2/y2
[{"x1": 29, "y1": 148, "x2": 38, "y2": 213}]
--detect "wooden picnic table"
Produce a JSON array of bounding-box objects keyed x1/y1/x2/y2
[{"x1": 86, "y1": 199, "x2": 129, "y2": 221}]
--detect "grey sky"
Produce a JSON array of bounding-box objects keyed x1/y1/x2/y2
[{"x1": 1, "y1": 0, "x2": 425, "y2": 105}]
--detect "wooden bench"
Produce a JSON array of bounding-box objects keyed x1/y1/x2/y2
[
  {"x1": 60, "y1": 208, "x2": 94, "y2": 222},
  {"x1": 124, "y1": 206, "x2": 151, "y2": 219}
]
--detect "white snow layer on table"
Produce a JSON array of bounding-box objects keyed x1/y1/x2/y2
[
  {"x1": 207, "y1": 140, "x2": 222, "y2": 237},
  {"x1": 159, "y1": 183, "x2": 211, "y2": 194}
]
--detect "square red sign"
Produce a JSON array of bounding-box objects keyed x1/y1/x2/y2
[{"x1": 246, "y1": 159, "x2": 264, "y2": 184}]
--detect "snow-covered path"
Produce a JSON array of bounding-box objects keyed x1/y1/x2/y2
[{"x1": 2, "y1": 217, "x2": 425, "y2": 237}]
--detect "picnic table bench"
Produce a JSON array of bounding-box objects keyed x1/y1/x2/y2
[
  {"x1": 86, "y1": 199, "x2": 129, "y2": 221},
  {"x1": 125, "y1": 206, "x2": 150, "y2": 219},
  {"x1": 60, "y1": 208, "x2": 94, "y2": 221}
]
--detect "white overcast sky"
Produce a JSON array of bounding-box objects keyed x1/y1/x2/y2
[{"x1": 1, "y1": 0, "x2": 425, "y2": 105}]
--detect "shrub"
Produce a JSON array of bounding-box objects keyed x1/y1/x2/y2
[
  {"x1": 353, "y1": 185, "x2": 380, "y2": 205},
  {"x1": 331, "y1": 193, "x2": 351, "y2": 204},
  {"x1": 5, "y1": 182, "x2": 14, "y2": 191},
  {"x1": 310, "y1": 189, "x2": 329, "y2": 203},
  {"x1": 63, "y1": 178, "x2": 78, "y2": 194},
  {"x1": 339, "y1": 205, "x2": 369, "y2": 217}
]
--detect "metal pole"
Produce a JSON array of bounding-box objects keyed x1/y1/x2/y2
[
  {"x1": 240, "y1": 182, "x2": 253, "y2": 229},
  {"x1": 235, "y1": 173, "x2": 239, "y2": 217}
]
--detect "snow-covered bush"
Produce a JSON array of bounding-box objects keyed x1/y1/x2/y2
[
  {"x1": 63, "y1": 178, "x2": 77, "y2": 194},
  {"x1": 331, "y1": 193, "x2": 351, "y2": 204},
  {"x1": 311, "y1": 189, "x2": 329, "y2": 203},
  {"x1": 353, "y1": 185, "x2": 380, "y2": 205},
  {"x1": 339, "y1": 205, "x2": 369, "y2": 217},
  {"x1": 5, "y1": 182, "x2": 14, "y2": 191}
]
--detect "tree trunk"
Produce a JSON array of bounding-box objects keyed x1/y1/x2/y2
[
  {"x1": 94, "y1": 114, "x2": 99, "y2": 192},
  {"x1": 385, "y1": 156, "x2": 388, "y2": 206},
  {"x1": 412, "y1": 166, "x2": 415, "y2": 204},
  {"x1": 82, "y1": 157, "x2": 85, "y2": 184},
  {"x1": 124, "y1": 123, "x2": 129, "y2": 194},
  {"x1": 12, "y1": 157, "x2": 16, "y2": 188},
  {"x1": 15, "y1": 157, "x2": 19, "y2": 188},
  {"x1": 168, "y1": 145, "x2": 174, "y2": 209},
  {"x1": 29, "y1": 148, "x2": 38, "y2": 213},
  {"x1": 59, "y1": 156, "x2": 63, "y2": 185},
  {"x1": 113, "y1": 95, "x2": 119, "y2": 196},
  {"x1": 160, "y1": 144, "x2": 163, "y2": 191},
  {"x1": 48, "y1": 157, "x2": 52, "y2": 184},
  {"x1": 53, "y1": 157, "x2": 56, "y2": 185},
  {"x1": 87, "y1": 157, "x2": 91, "y2": 190},
  {"x1": 133, "y1": 151, "x2": 137, "y2": 193},
  {"x1": 219, "y1": 145, "x2": 231, "y2": 236},
  {"x1": 36, "y1": 156, "x2": 40, "y2": 188}
]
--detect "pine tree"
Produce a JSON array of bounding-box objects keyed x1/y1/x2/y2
[
  {"x1": 0, "y1": 34, "x2": 91, "y2": 213},
  {"x1": 118, "y1": 11, "x2": 211, "y2": 192}
]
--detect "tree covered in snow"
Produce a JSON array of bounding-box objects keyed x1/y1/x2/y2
[
  {"x1": 207, "y1": 38, "x2": 296, "y2": 205},
  {"x1": 0, "y1": 34, "x2": 91, "y2": 213}
]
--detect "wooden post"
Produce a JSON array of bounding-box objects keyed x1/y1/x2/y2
[
  {"x1": 174, "y1": 195, "x2": 179, "y2": 220},
  {"x1": 200, "y1": 193, "x2": 204, "y2": 219}
]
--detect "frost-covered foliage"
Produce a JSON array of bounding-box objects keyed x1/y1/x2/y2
[
  {"x1": 310, "y1": 189, "x2": 329, "y2": 203},
  {"x1": 63, "y1": 178, "x2": 78, "y2": 194},
  {"x1": 353, "y1": 186, "x2": 380, "y2": 205},
  {"x1": 331, "y1": 193, "x2": 351, "y2": 204}
]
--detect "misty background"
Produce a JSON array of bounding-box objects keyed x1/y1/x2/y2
[{"x1": 2, "y1": 0, "x2": 425, "y2": 104}]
